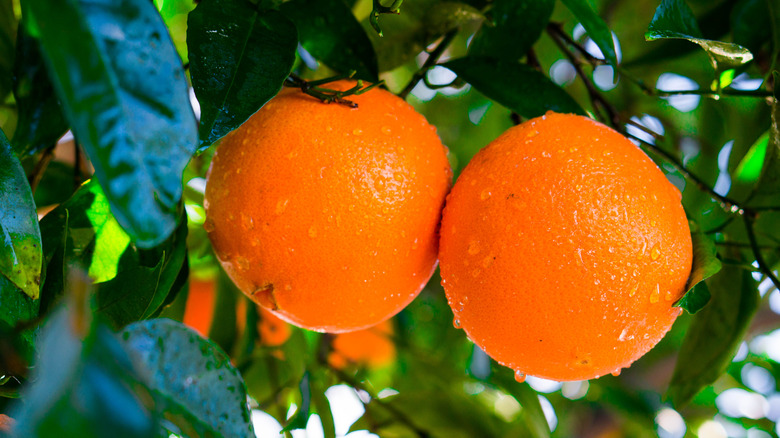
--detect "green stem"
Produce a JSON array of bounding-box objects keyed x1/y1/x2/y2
[{"x1": 744, "y1": 214, "x2": 780, "y2": 292}]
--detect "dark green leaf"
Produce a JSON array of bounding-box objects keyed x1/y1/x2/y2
[
  {"x1": 0, "y1": 275, "x2": 39, "y2": 372},
  {"x1": 444, "y1": 57, "x2": 585, "y2": 118},
  {"x1": 0, "y1": 0, "x2": 15, "y2": 101},
  {"x1": 12, "y1": 309, "x2": 161, "y2": 438},
  {"x1": 207, "y1": 269, "x2": 239, "y2": 353},
  {"x1": 645, "y1": 0, "x2": 753, "y2": 70},
  {"x1": 755, "y1": 87, "x2": 780, "y2": 194},
  {"x1": 282, "y1": 373, "x2": 311, "y2": 432},
  {"x1": 674, "y1": 221, "x2": 720, "y2": 314},
  {"x1": 187, "y1": 0, "x2": 297, "y2": 149},
  {"x1": 281, "y1": 0, "x2": 378, "y2": 82},
  {"x1": 0, "y1": 128, "x2": 41, "y2": 299},
  {"x1": 120, "y1": 318, "x2": 255, "y2": 438},
  {"x1": 38, "y1": 180, "x2": 188, "y2": 329},
  {"x1": 731, "y1": 0, "x2": 772, "y2": 53},
  {"x1": 667, "y1": 266, "x2": 760, "y2": 408},
  {"x1": 469, "y1": 0, "x2": 553, "y2": 62},
  {"x1": 310, "y1": 371, "x2": 336, "y2": 438},
  {"x1": 32, "y1": 161, "x2": 78, "y2": 208},
  {"x1": 10, "y1": 26, "x2": 68, "y2": 157},
  {"x1": 424, "y1": 2, "x2": 485, "y2": 39},
  {"x1": 27, "y1": 0, "x2": 197, "y2": 248},
  {"x1": 560, "y1": 0, "x2": 617, "y2": 65}
]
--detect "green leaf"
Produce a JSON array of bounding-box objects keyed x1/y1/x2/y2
[
  {"x1": 468, "y1": 0, "x2": 554, "y2": 62},
  {"x1": 120, "y1": 318, "x2": 255, "y2": 438},
  {"x1": 280, "y1": 0, "x2": 378, "y2": 82},
  {"x1": 310, "y1": 370, "x2": 336, "y2": 438},
  {"x1": 38, "y1": 180, "x2": 188, "y2": 328},
  {"x1": 755, "y1": 88, "x2": 780, "y2": 194},
  {"x1": 0, "y1": 128, "x2": 42, "y2": 299},
  {"x1": 444, "y1": 57, "x2": 585, "y2": 118},
  {"x1": 187, "y1": 0, "x2": 297, "y2": 149},
  {"x1": 674, "y1": 221, "x2": 720, "y2": 314},
  {"x1": 731, "y1": 0, "x2": 772, "y2": 53},
  {"x1": 424, "y1": 2, "x2": 485, "y2": 38},
  {"x1": 0, "y1": 0, "x2": 15, "y2": 101},
  {"x1": 667, "y1": 266, "x2": 759, "y2": 408},
  {"x1": 490, "y1": 366, "x2": 550, "y2": 438},
  {"x1": 645, "y1": 0, "x2": 753, "y2": 71},
  {"x1": 0, "y1": 275, "x2": 39, "y2": 370},
  {"x1": 11, "y1": 26, "x2": 68, "y2": 157},
  {"x1": 560, "y1": 0, "x2": 617, "y2": 66},
  {"x1": 26, "y1": 0, "x2": 198, "y2": 248},
  {"x1": 734, "y1": 130, "x2": 769, "y2": 183},
  {"x1": 282, "y1": 373, "x2": 312, "y2": 433},
  {"x1": 12, "y1": 309, "x2": 162, "y2": 438}
]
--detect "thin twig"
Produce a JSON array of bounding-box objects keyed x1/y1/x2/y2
[
  {"x1": 28, "y1": 145, "x2": 56, "y2": 194},
  {"x1": 398, "y1": 30, "x2": 458, "y2": 100},
  {"x1": 546, "y1": 23, "x2": 620, "y2": 128},
  {"x1": 744, "y1": 214, "x2": 780, "y2": 292}
]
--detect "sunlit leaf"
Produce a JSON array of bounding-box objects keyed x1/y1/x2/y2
[
  {"x1": 120, "y1": 318, "x2": 255, "y2": 438},
  {"x1": 469, "y1": 0, "x2": 554, "y2": 62},
  {"x1": 188, "y1": 0, "x2": 297, "y2": 149},
  {"x1": 280, "y1": 0, "x2": 378, "y2": 82},
  {"x1": 667, "y1": 266, "x2": 759, "y2": 408},
  {"x1": 26, "y1": 0, "x2": 198, "y2": 248},
  {"x1": 674, "y1": 221, "x2": 719, "y2": 314},
  {"x1": 560, "y1": 0, "x2": 617, "y2": 65},
  {"x1": 645, "y1": 0, "x2": 753, "y2": 71},
  {"x1": 0, "y1": 128, "x2": 42, "y2": 299},
  {"x1": 734, "y1": 130, "x2": 769, "y2": 183},
  {"x1": 444, "y1": 57, "x2": 585, "y2": 118},
  {"x1": 11, "y1": 26, "x2": 68, "y2": 157}
]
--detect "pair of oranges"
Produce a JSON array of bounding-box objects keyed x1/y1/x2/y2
[{"x1": 202, "y1": 80, "x2": 693, "y2": 381}]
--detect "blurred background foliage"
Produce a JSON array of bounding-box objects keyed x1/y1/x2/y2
[{"x1": 0, "y1": 0, "x2": 779, "y2": 437}]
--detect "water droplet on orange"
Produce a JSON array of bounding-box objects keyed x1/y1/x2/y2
[
  {"x1": 514, "y1": 370, "x2": 527, "y2": 383},
  {"x1": 275, "y1": 199, "x2": 289, "y2": 215},
  {"x1": 467, "y1": 241, "x2": 480, "y2": 255}
]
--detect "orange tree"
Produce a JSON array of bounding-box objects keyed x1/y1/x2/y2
[{"x1": 0, "y1": 0, "x2": 778, "y2": 436}]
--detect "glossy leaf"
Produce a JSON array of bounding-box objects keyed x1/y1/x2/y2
[
  {"x1": 667, "y1": 266, "x2": 759, "y2": 408},
  {"x1": 27, "y1": 0, "x2": 198, "y2": 248},
  {"x1": 560, "y1": 0, "x2": 617, "y2": 65},
  {"x1": 11, "y1": 26, "x2": 68, "y2": 157},
  {"x1": 12, "y1": 310, "x2": 161, "y2": 438},
  {"x1": 120, "y1": 319, "x2": 255, "y2": 438},
  {"x1": 469, "y1": 0, "x2": 553, "y2": 62},
  {"x1": 0, "y1": 0, "x2": 14, "y2": 101},
  {"x1": 424, "y1": 2, "x2": 484, "y2": 39},
  {"x1": 280, "y1": 0, "x2": 378, "y2": 82},
  {"x1": 187, "y1": 0, "x2": 297, "y2": 149},
  {"x1": 674, "y1": 222, "x2": 719, "y2": 314},
  {"x1": 645, "y1": 0, "x2": 753, "y2": 70},
  {"x1": 444, "y1": 57, "x2": 585, "y2": 118},
  {"x1": 39, "y1": 180, "x2": 188, "y2": 329},
  {"x1": 0, "y1": 128, "x2": 42, "y2": 299}
]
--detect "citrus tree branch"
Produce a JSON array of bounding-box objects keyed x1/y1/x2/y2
[
  {"x1": 399, "y1": 30, "x2": 458, "y2": 100},
  {"x1": 744, "y1": 214, "x2": 780, "y2": 292}
]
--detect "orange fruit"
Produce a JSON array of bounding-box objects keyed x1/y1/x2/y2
[
  {"x1": 328, "y1": 320, "x2": 396, "y2": 369},
  {"x1": 439, "y1": 112, "x2": 692, "y2": 381},
  {"x1": 204, "y1": 80, "x2": 452, "y2": 333}
]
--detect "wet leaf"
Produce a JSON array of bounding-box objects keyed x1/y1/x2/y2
[
  {"x1": 11, "y1": 26, "x2": 68, "y2": 157},
  {"x1": 26, "y1": 0, "x2": 198, "y2": 248},
  {"x1": 645, "y1": 0, "x2": 753, "y2": 71},
  {"x1": 674, "y1": 221, "x2": 720, "y2": 314},
  {"x1": 0, "y1": 128, "x2": 42, "y2": 299},
  {"x1": 444, "y1": 57, "x2": 585, "y2": 118},
  {"x1": 667, "y1": 266, "x2": 759, "y2": 408},
  {"x1": 120, "y1": 319, "x2": 255, "y2": 438},
  {"x1": 38, "y1": 180, "x2": 188, "y2": 328},
  {"x1": 281, "y1": 0, "x2": 378, "y2": 82},
  {"x1": 468, "y1": 0, "x2": 553, "y2": 62},
  {"x1": 188, "y1": 0, "x2": 297, "y2": 149},
  {"x1": 561, "y1": 0, "x2": 617, "y2": 65}
]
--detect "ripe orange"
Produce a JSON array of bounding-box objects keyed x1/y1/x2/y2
[
  {"x1": 328, "y1": 320, "x2": 396, "y2": 369},
  {"x1": 439, "y1": 112, "x2": 692, "y2": 381},
  {"x1": 204, "y1": 80, "x2": 452, "y2": 333}
]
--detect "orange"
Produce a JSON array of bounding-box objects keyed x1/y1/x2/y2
[
  {"x1": 439, "y1": 112, "x2": 692, "y2": 381},
  {"x1": 204, "y1": 80, "x2": 452, "y2": 333},
  {"x1": 328, "y1": 320, "x2": 396, "y2": 369}
]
